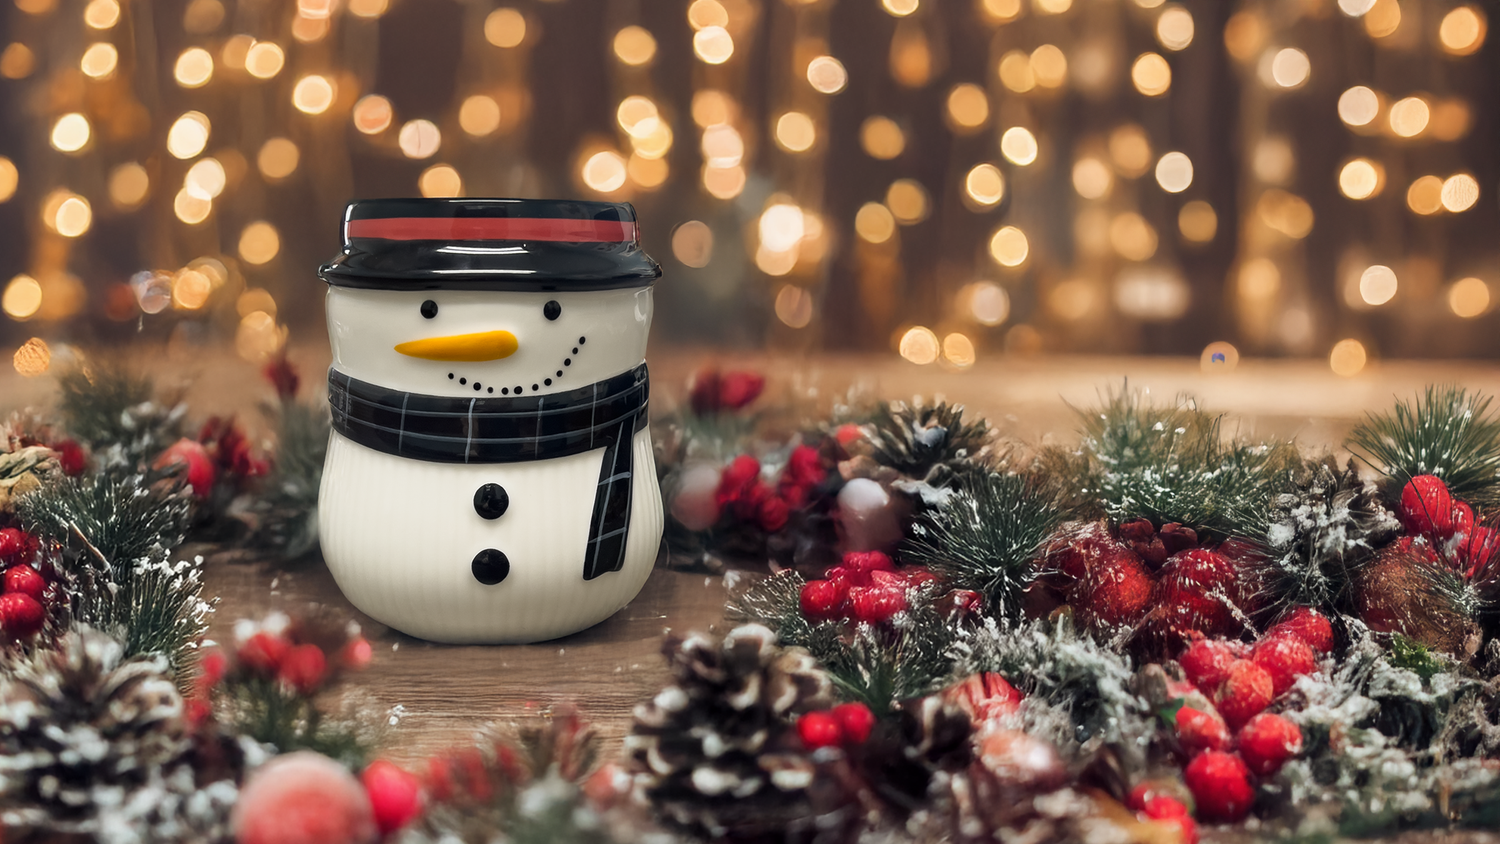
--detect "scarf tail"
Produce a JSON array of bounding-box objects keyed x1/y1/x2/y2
[{"x1": 582, "y1": 413, "x2": 637, "y2": 580}]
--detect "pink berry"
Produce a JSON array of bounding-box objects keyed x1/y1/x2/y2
[
  {"x1": 232, "y1": 751, "x2": 377, "y2": 844},
  {"x1": 1179, "y1": 638, "x2": 1239, "y2": 690}
]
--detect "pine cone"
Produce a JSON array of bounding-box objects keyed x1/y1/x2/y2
[
  {"x1": 1257, "y1": 457, "x2": 1402, "y2": 616},
  {"x1": 0, "y1": 628, "x2": 240, "y2": 843},
  {"x1": 627, "y1": 624, "x2": 834, "y2": 843},
  {"x1": 0, "y1": 445, "x2": 57, "y2": 516},
  {"x1": 866, "y1": 402, "x2": 992, "y2": 484}
]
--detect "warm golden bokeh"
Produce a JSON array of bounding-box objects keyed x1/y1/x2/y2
[{"x1": 860, "y1": 116, "x2": 906, "y2": 160}]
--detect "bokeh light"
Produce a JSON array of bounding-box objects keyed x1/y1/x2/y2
[
  {"x1": 1439, "y1": 6, "x2": 1486, "y2": 55},
  {"x1": 1406, "y1": 175, "x2": 1444, "y2": 215},
  {"x1": 484, "y1": 8, "x2": 527, "y2": 48},
  {"x1": 352, "y1": 95, "x2": 394, "y2": 134},
  {"x1": 806, "y1": 56, "x2": 848, "y2": 94},
  {"x1": 898, "y1": 326, "x2": 940, "y2": 365},
  {"x1": 1200, "y1": 341, "x2": 1239, "y2": 372},
  {"x1": 1178, "y1": 201, "x2": 1217, "y2": 242},
  {"x1": 688, "y1": 0, "x2": 729, "y2": 29},
  {"x1": 702, "y1": 124, "x2": 744, "y2": 167},
  {"x1": 775, "y1": 112, "x2": 816, "y2": 152},
  {"x1": 961, "y1": 281, "x2": 1010, "y2": 326},
  {"x1": 80, "y1": 42, "x2": 117, "y2": 78},
  {"x1": 1359, "y1": 264, "x2": 1398, "y2": 305},
  {"x1": 0, "y1": 158, "x2": 15, "y2": 203},
  {"x1": 885, "y1": 179, "x2": 928, "y2": 225},
  {"x1": 989, "y1": 226, "x2": 1029, "y2": 267},
  {"x1": 185, "y1": 158, "x2": 226, "y2": 199},
  {"x1": 1031, "y1": 45, "x2": 1067, "y2": 88},
  {"x1": 1363, "y1": 0, "x2": 1400, "y2": 38},
  {"x1": 965, "y1": 163, "x2": 1005, "y2": 207},
  {"x1": 172, "y1": 269, "x2": 212, "y2": 310},
  {"x1": 582, "y1": 150, "x2": 628, "y2": 193},
  {"x1": 3, "y1": 275, "x2": 42, "y2": 320},
  {"x1": 946, "y1": 83, "x2": 989, "y2": 130},
  {"x1": 108, "y1": 162, "x2": 149, "y2": 208},
  {"x1": 1338, "y1": 86, "x2": 1380, "y2": 126},
  {"x1": 398, "y1": 120, "x2": 441, "y2": 159},
  {"x1": 348, "y1": 0, "x2": 389, "y2": 18},
  {"x1": 855, "y1": 203, "x2": 896, "y2": 244},
  {"x1": 258, "y1": 137, "x2": 299, "y2": 179},
  {"x1": 1449, "y1": 278, "x2": 1490, "y2": 318},
  {"x1": 882, "y1": 0, "x2": 919, "y2": 16},
  {"x1": 1109, "y1": 213, "x2": 1158, "y2": 261},
  {"x1": 1338, "y1": 159, "x2": 1384, "y2": 199},
  {"x1": 174, "y1": 47, "x2": 214, "y2": 88},
  {"x1": 50, "y1": 113, "x2": 90, "y2": 153},
  {"x1": 84, "y1": 0, "x2": 120, "y2": 29},
  {"x1": 999, "y1": 51, "x2": 1035, "y2": 93},
  {"x1": 1329, "y1": 339, "x2": 1367, "y2": 377},
  {"x1": 173, "y1": 188, "x2": 212, "y2": 224},
  {"x1": 0, "y1": 44, "x2": 35, "y2": 80},
  {"x1": 942, "y1": 333, "x2": 976, "y2": 368},
  {"x1": 775, "y1": 285, "x2": 814, "y2": 328},
  {"x1": 759, "y1": 204, "x2": 805, "y2": 252},
  {"x1": 1388, "y1": 97, "x2": 1429, "y2": 137},
  {"x1": 1441, "y1": 174, "x2": 1480, "y2": 212},
  {"x1": 239, "y1": 221, "x2": 281, "y2": 264},
  {"x1": 13, "y1": 338, "x2": 50, "y2": 376},
  {"x1": 460, "y1": 96, "x2": 502, "y2": 137},
  {"x1": 292, "y1": 75, "x2": 335, "y2": 114},
  {"x1": 1268, "y1": 48, "x2": 1309, "y2": 88},
  {"x1": 694, "y1": 26, "x2": 734, "y2": 64},
  {"x1": 701, "y1": 164, "x2": 745, "y2": 199},
  {"x1": 46, "y1": 192, "x2": 92, "y2": 237},
  {"x1": 672, "y1": 221, "x2": 714, "y2": 268},
  {"x1": 1238, "y1": 258, "x2": 1281, "y2": 301},
  {"x1": 1131, "y1": 52, "x2": 1171, "y2": 96},
  {"x1": 614, "y1": 26, "x2": 657, "y2": 66},
  {"x1": 1072, "y1": 157, "x2": 1112, "y2": 199},
  {"x1": 860, "y1": 116, "x2": 905, "y2": 159},
  {"x1": 1154, "y1": 151, "x2": 1192, "y2": 193},
  {"x1": 1109, "y1": 124, "x2": 1151, "y2": 177},
  {"x1": 245, "y1": 42, "x2": 285, "y2": 79},
  {"x1": 1156, "y1": 5, "x2": 1194, "y2": 51},
  {"x1": 1000, "y1": 127, "x2": 1038, "y2": 165}
]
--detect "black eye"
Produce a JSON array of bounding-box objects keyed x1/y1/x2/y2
[
  {"x1": 544, "y1": 300, "x2": 561, "y2": 321},
  {"x1": 421, "y1": 300, "x2": 438, "y2": 319}
]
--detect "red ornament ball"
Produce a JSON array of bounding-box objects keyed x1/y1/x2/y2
[
  {"x1": 831, "y1": 702, "x2": 877, "y2": 745},
  {"x1": 155, "y1": 438, "x2": 217, "y2": 498},
  {"x1": 0, "y1": 592, "x2": 44, "y2": 638},
  {"x1": 361, "y1": 759, "x2": 424, "y2": 835},
  {"x1": 1183, "y1": 750, "x2": 1255, "y2": 822},
  {"x1": 796, "y1": 710, "x2": 844, "y2": 750},
  {"x1": 1214, "y1": 660, "x2": 1274, "y2": 731},
  {"x1": 3, "y1": 565, "x2": 46, "y2": 601},
  {"x1": 232, "y1": 751, "x2": 377, "y2": 844},
  {"x1": 1236, "y1": 712, "x2": 1303, "y2": 776},
  {"x1": 1400, "y1": 475, "x2": 1454, "y2": 537},
  {"x1": 278, "y1": 644, "x2": 329, "y2": 695}
]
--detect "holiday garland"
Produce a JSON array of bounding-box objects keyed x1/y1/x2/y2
[{"x1": 2, "y1": 359, "x2": 1500, "y2": 843}]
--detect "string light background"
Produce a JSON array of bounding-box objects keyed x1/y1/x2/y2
[{"x1": 0, "y1": 0, "x2": 1495, "y2": 376}]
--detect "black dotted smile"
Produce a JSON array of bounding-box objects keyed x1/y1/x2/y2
[{"x1": 443, "y1": 336, "x2": 585, "y2": 395}]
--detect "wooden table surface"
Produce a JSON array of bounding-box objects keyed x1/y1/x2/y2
[{"x1": 7, "y1": 344, "x2": 1500, "y2": 841}]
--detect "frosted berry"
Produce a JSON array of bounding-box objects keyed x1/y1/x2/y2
[
  {"x1": 0, "y1": 592, "x2": 45, "y2": 637},
  {"x1": 669, "y1": 464, "x2": 723, "y2": 532},
  {"x1": 1179, "y1": 637, "x2": 1239, "y2": 690},
  {"x1": 944, "y1": 672, "x2": 1024, "y2": 725},
  {"x1": 1214, "y1": 660, "x2": 1274, "y2": 730},
  {"x1": 361, "y1": 760, "x2": 424, "y2": 835},
  {"x1": 1236, "y1": 712, "x2": 1303, "y2": 776},
  {"x1": 1265, "y1": 607, "x2": 1335, "y2": 655},
  {"x1": 848, "y1": 585, "x2": 907, "y2": 624},
  {"x1": 1452, "y1": 501, "x2": 1475, "y2": 540},
  {"x1": 799, "y1": 579, "x2": 845, "y2": 622},
  {"x1": 1142, "y1": 796, "x2": 1198, "y2": 844},
  {"x1": 841, "y1": 550, "x2": 896, "y2": 573},
  {"x1": 1251, "y1": 635, "x2": 1317, "y2": 697},
  {"x1": 1152, "y1": 549, "x2": 1244, "y2": 639},
  {"x1": 238, "y1": 631, "x2": 292, "y2": 674},
  {"x1": 1070, "y1": 548, "x2": 1154, "y2": 629},
  {"x1": 1183, "y1": 750, "x2": 1254, "y2": 822},
  {"x1": 1175, "y1": 705, "x2": 1231, "y2": 755},
  {"x1": 232, "y1": 751, "x2": 377, "y2": 844},
  {"x1": 3, "y1": 565, "x2": 46, "y2": 601},
  {"x1": 278, "y1": 644, "x2": 329, "y2": 695},
  {"x1": 0, "y1": 528, "x2": 36, "y2": 565},
  {"x1": 797, "y1": 711, "x2": 844, "y2": 749},
  {"x1": 1458, "y1": 526, "x2": 1500, "y2": 576},
  {"x1": 1400, "y1": 475, "x2": 1454, "y2": 538},
  {"x1": 831, "y1": 702, "x2": 877, "y2": 745}
]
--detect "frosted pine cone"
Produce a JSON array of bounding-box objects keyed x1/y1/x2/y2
[
  {"x1": 627, "y1": 624, "x2": 834, "y2": 842},
  {"x1": 0, "y1": 628, "x2": 242, "y2": 843}
]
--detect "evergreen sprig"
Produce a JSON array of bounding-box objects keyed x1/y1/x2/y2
[
  {"x1": 866, "y1": 401, "x2": 992, "y2": 481},
  {"x1": 247, "y1": 399, "x2": 329, "y2": 559},
  {"x1": 1347, "y1": 385, "x2": 1500, "y2": 509},
  {"x1": 1069, "y1": 386, "x2": 1295, "y2": 541},
  {"x1": 219, "y1": 675, "x2": 369, "y2": 769},
  {"x1": 54, "y1": 363, "x2": 184, "y2": 470},
  {"x1": 18, "y1": 471, "x2": 192, "y2": 568},
  {"x1": 902, "y1": 470, "x2": 1063, "y2": 618}
]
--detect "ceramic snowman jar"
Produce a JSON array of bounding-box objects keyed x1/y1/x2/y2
[{"x1": 317, "y1": 198, "x2": 663, "y2": 644}]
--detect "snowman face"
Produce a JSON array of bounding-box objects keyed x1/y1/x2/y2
[{"x1": 326, "y1": 285, "x2": 653, "y2": 396}]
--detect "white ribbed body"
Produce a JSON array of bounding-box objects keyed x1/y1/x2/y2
[{"x1": 319, "y1": 426, "x2": 662, "y2": 643}]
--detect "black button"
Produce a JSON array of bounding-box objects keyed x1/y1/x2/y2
[
  {"x1": 473, "y1": 483, "x2": 509, "y2": 519},
  {"x1": 472, "y1": 549, "x2": 510, "y2": 585}
]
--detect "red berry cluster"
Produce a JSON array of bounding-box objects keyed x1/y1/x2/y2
[
  {"x1": 689, "y1": 367, "x2": 766, "y2": 416},
  {"x1": 198, "y1": 416, "x2": 271, "y2": 481},
  {"x1": 197, "y1": 616, "x2": 373, "y2": 711},
  {"x1": 1155, "y1": 609, "x2": 1325, "y2": 822},
  {"x1": 796, "y1": 702, "x2": 877, "y2": 750},
  {"x1": 1399, "y1": 474, "x2": 1496, "y2": 577},
  {"x1": 798, "y1": 551, "x2": 941, "y2": 625},
  {"x1": 716, "y1": 450, "x2": 825, "y2": 533},
  {"x1": 1126, "y1": 783, "x2": 1198, "y2": 844},
  {"x1": 361, "y1": 759, "x2": 424, "y2": 836},
  {"x1": 1045, "y1": 521, "x2": 1259, "y2": 643},
  {"x1": 0, "y1": 528, "x2": 55, "y2": 639}
]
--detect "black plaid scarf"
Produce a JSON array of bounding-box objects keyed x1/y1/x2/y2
[{"x1": 328, "y1": 363, "x2": 649, "y2": 581}]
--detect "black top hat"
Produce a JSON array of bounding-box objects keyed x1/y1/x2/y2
[{"x1": 318, "y1": 198, "x2": 662, "y2": 291}]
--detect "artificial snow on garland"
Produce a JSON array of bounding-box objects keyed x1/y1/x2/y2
[{"x1": 1, "y1": 357, "x2": 1499, "y2": 843}]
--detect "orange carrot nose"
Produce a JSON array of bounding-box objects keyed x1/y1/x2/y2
[{"x1": 395, "y1": 330, "x2": 519, "y2": 361}]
